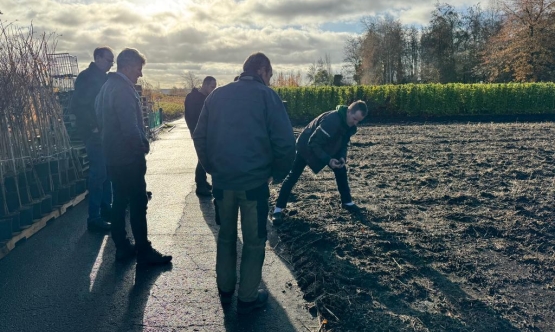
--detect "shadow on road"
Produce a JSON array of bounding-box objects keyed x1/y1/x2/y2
[
  {"x1": 121, "y1": 264, "x2": 174, "y2": 331},
  {"x1": 0, "y1": 200, "x2": 173, "y2": 332}
]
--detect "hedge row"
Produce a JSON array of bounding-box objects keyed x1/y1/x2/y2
[{"x1": 274, "y1": 83, "x2": 555, "y2": 122}]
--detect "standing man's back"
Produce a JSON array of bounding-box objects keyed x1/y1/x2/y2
[
  {"x1": 70, "y1": 46, "x2": 114, "y2": 232},
  {"x1": 193, "y1": 52, "x2": 296, "y2": 314},
  {"x1": 184, "y1": 76, "x2": 217, "y2": 196}
]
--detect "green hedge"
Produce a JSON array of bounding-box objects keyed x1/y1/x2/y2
[{"x1": 274, "y1": 83, "x2": 555, "y2": 122}]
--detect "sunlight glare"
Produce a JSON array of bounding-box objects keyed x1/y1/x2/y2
[{"x1": 89, "y1": 235, "x2": 108, "y2": 292}]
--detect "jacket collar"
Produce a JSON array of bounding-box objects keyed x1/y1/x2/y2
[
  {"x1": 107, "y1": 72, "x2": 135, "y2": 88},
  {"x1": 88, "y1": 62, "x2": 106, "y2": 76},
  {"x1": 238, "y1": 72, "x2": 266, "y2": 86}
]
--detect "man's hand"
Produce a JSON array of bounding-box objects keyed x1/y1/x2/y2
[
  {"x1": 338, "y1": 158, "x2": 346, "y2": 168},
  {"x1": 329, "y1": 158, "x2": 343, "y2": 169}
]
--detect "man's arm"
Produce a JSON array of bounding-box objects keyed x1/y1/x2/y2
[
  {"x1": 338, "y1": 138, "x2": 349, "y2": 161},
  {"x1": 184, "y1": 93, "x2": 201, "y2": 132},
  {"x1": 193, "y1": 100, "x2": 212, "y2": 174},
  {"x1": 112, "y1": 86, "x2": 149, "y2": 154},
  {"x1": 307, "y1": 114, "x2": 339, "y2": 167},
  {"x1": 184, "y1": 94, "x2": 193, "y2": 129},
  {"x1": 266, "y1": 91, "x2": 296, "y2": 181}
]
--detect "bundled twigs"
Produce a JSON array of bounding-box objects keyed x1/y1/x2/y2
[{"x1": 0, "y1": 20, "x2": 81, "y2": 228}]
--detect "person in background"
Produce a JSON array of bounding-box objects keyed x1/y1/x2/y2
[
  {"x1": 193, "y1": 52, "x2": 296, "y2": 314},
  {"x1": 184, "y1": 76, "x2": 217, "y2": 196},
  {"x1": 70, "y1": 46, "x2": 114, "y2": 232},
  {"x1": 95, "y1": 48, "x2": 172, "y2": 266},
  {"x1": 271, "y1": 100, "x2": 368, "y2": 225}
]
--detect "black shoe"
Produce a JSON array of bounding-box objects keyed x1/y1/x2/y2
[
  {"x1": 146, "y1": 191, "x2": 153, "y2": 201},
  {"x1": 87, "y1": 219, "x2": 111, "y2": 232},
  {"x1": 218, "y1": 288, "x2": 234, "y2": 305},
  {"x1": 195, "y1": 184, "x2": 212, "y2": 196},
  {"x1": 237, "y1": 289, "x2": 268, "y2": 314},
  {"x1": 137, "y1": 247, "x2": 172, "y2": 266},
  {"x1": 342, "y1": 203, "x2": 362, "y2": 213},
  {"x1": 115, "y1": 241, "x2": 136, "y2": 262},
  {"x1": 271, "y1": 212, "x2": 284, "y2": 226}
]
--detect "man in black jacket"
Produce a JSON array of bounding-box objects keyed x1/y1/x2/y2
[
  {"x1": 271, "y1": 101, "x2": 368, "y2": 225},
  {"x1": 70, "y1": 46, "x2": 114, "y2": 232},
  {"x1": 95, "y1": 48, "x2": 172, "y2": 266},
  {"x1": 184, "y1": 76, "x2": 217, "y2": 196},
  {"x1": 193, "y1": 52, "x2": 296, "y2": 314}
]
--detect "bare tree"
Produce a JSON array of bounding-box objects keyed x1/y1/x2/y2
[
  {"x1": 482, "y1": 0, "x2": 555, "y2": 82},
  {"x1": 343, "y1": 36, "x2": 362, "y2": 84},
  {"x1": 306, "y1": 53, "x2": 334, "y2": 86},
  {"x1": 359, "y1": 15, "x2": 405, "y2": 84},
  {"x1": 272, "y1": 70, "x2": 303, "y2": 87},
  {"x1": 420, "y1": 3, "x2": 463, "y2": 83},
  {"x1": 182, "y1": 71, "x2": 202, "y2": 91},
  {"x1": 403, "y1": 26, "x2": 420, "y2": 83}
]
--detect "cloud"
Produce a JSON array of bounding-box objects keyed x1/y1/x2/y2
[{"x1": 0, "y1": 0, "x2": 483, "y2": 87}]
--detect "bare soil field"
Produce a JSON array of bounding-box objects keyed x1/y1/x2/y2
[{"x1": 270, "y1": 121, "x2": 555, "y2": 332}]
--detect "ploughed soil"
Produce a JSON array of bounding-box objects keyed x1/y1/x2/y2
[{"x1": 269, "y1": 122, "x2": 555, "y2": 332}]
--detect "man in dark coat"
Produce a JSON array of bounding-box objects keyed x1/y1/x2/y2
[
  {"x1": 193, "y1": 52, "x2": 296, "y2": 313},
  {"x1": 184, "y1": 76, "x2": 217, "y2": 196},
  {"x1": 271, "y1": 100, "x2": 368, "y2": 225},
  {"x1": 70, "y1": 46, "x2": 114, "y2": 232},
  {"x1": 95, "y1": 48, "x2": 172, "y2": 266}
]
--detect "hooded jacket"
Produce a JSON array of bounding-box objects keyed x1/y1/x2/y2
[
  {"x1": 297, "y1": 105, "x2": 357, "y2": 173},
  {"x1": 193, "y1": 72, "x2": 296, "y2": 191}
]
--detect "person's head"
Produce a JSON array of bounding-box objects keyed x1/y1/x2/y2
[
  {"x1": 93, "y1": 46, "x2": 114, "y2": 73},
  {"x1": 243, "y1": 52, "x2": 272, "y2": 85},
  {"x1": 116, "y1": 48, "x2": 146, "y2": 84},
  {"x1": 199, "y1": 76, "x2": 217, "y2": 95},
  {"x1": 346, "y1": 100, "x2": 368, "y2": 127}
]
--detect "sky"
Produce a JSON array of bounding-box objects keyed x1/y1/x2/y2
[{"x1": 0, "y1": 0, "x2": 484, "y2": 88}]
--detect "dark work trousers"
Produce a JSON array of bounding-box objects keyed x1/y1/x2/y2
[
  {"x1": 213, "y1": 183, "x2": 269, "y2": 302},
  {"x1": 107, "y1": 157, "x2": 150, "y2": 251},
  {"x1": 275, "y1": 153, "x2": 352, "y2": 209},
  {"x1": 195, "y1": 161, "x2": 208, "y2": 186},
  {"x1": 190, "y1": 129, "x2": 209, "y2": 186}
]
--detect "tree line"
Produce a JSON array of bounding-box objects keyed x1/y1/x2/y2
[{"x1": 343, "y1": 0, "x2": 555, "y2": 85}]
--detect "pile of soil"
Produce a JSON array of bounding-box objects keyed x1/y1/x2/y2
[{"x1": 270, "y1": 122, "x2": 555, "y2": 332}]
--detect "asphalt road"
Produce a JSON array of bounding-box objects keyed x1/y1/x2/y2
[{"x1": 0, "y1": 119, "x2": 316, "y2": 332}]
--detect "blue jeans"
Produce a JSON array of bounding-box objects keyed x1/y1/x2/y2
[{"x1": 85, "y1": 134, "x2": 112, "y2": 222}]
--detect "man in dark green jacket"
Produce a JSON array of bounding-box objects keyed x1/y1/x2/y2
[
  {"x1": 70, "y1": 46, "x2": 114, "y2": 232},
  {"x1": 272, "y1": 100, "x2": 368, "y2": 225}
]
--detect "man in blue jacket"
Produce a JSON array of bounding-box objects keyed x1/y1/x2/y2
[
  {"x1": 184, "y1": 76, "x2": 217, "y2": 196},
  {"x1": 271, "y1": 101, "x2": 368, "y2": 225},
  {"x1": 70, "y1": 46, "x2": 114, "y2": 232},
  {"x1": 95, "y1": 48, "x2": 172, "y2": 266},
  {"x1": 193, "y1": 52, "x2": 296, "y2": 314}
]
